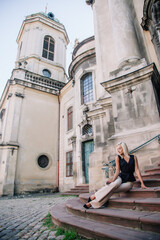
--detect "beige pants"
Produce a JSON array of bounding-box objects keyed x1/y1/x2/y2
[{"x1": 91, "y1": 177, "x2": 133, "y2": 209}]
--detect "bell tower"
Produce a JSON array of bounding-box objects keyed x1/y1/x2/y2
[
  {"x1": 13, "y1": 12, "x2": 69, "y2": 83},
  {"x1": 0, "y1": 12, "x2": 69, "y2": 196}
]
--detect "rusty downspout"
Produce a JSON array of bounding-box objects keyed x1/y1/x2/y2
[{"x1": 57, "y1": 93, "x2": 60, "y2": 192}]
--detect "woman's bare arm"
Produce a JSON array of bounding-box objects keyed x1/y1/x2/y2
[
  {"x1": 107, "y1": 156, "x2": 120, "y2": 183},
  {"x1": 134, "y1": 156, "x2": 147, "y2": 189}
]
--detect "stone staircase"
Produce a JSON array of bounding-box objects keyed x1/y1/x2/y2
[
  {"x1": 61, "y1": 184, "x2": 89, "y2": 196},
  {"x1": 50, "y1": 165, "x2": 160, "y2": 239}
]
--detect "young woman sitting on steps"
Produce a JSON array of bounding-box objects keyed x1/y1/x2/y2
[{"x1": 83, "y1": 142, "x2": 147, "y2": 209}]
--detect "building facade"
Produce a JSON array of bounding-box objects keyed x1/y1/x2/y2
[
  {"x1": 0, "y1": 0, "x2": 160, "y2": 196},
  {"x1": 0, "y1": 12, "x2": 69, "y2": 195}
]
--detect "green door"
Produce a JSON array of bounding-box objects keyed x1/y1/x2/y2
[{"x1": 82, "y1": 140, "x2": 94, "y2": 183}]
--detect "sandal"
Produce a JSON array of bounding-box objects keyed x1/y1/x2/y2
[{"x1": 83, "y1": 203, "x2": 91, "y2": 209}]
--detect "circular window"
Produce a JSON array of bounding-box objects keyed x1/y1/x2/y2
[
  {"x1": 42, "y1": 69, "x2": 51, "y2": 78},
  {"x1": 37, "y1": 155, "x2": 49, "y2": 168}
]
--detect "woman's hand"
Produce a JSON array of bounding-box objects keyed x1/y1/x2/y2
[
  {"x1": 106, "y1": 156, "x2": 120, "y2": 185},
  {"x1": 141, "y1": 183, "x2": 148, "y2": 189},
  {"x1": 106, "y1": 179, "x2": 112, "y2": 184}
]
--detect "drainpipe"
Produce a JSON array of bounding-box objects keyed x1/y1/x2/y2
[{"x1": 57, "y1": 93, "x2": 60, "y2": 192}]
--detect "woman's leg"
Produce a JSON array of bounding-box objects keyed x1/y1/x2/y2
[
  {"x1": 90, "y1": 177, "x2": 122, "y2": 209},
  {"x1": 114, "y1": 182, "x2": 133, "y2": 193},
  {"x1": 86, "y1": 177, "x2": 122, "y2": 204}
]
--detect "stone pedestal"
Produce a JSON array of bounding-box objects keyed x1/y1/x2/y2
[{"x1": 102, "y1": 64, "x2": 160, "y2": 134}]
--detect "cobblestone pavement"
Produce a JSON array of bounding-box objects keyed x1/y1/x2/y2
[{"x1": 0, "y1": 193, "x2": 76, "y2": 240}]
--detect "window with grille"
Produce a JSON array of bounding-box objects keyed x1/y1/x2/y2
[
  {"x1": 81, "y1": 73, "x2": 93, "y2": 104},
  {"x1": 67, "y1": 106, "x2": 73, "y2": 131},
  {"x1": 82, "y1": 124, "x2": 92, "y2": 135},
  {"x1": 37, "y1": 155, "x2": 49, "y2": 168},
  {"x1": 66, "y1": 151, "x2": 73, "y2": 177},
  {"x1": 42, "y1": 36, "x2": 55, "y2": 61}
]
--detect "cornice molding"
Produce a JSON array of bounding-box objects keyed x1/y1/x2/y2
[
  {"x1": 68, "y1": 48, "x2": 95, "y2": 78},
  {"x1": 0, "y1": 142, "x2": 19, "y2": 148},
  {"x1": 72, "y1": 36, "x2": 95, "y2": 59},
  {"x1": 101, "y1": 63, "x2": 159, "y2": 93},
  {"x1": 10, "y1": 78, "x2": 59, "y2": 96},
  {"x1": 17, "y1": 13, "x2": 69, "y2": 44}
]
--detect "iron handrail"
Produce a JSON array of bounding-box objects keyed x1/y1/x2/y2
[{"x1": 103, "y1": 134, "x2": 160, "y2": 171}]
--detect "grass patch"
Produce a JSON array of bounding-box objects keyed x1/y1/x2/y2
[
  {"x1": 55, "y1": 227, "x2": 65, "y2": 236},
  {"x1": 63, "y1": 229, "x2": 80, "y2": 240},
  {"x1": 43, "y1": 213, "x2": 91, "y2": 240},
  {"x1": 43, "y1": 213, "x2": 55, "y2": 230},
  {"x1": 56, "y1": 227, "x2": 83, "y2": 240}
]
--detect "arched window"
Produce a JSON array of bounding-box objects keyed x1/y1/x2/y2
[
  {"x1": 81, "y1": 73, "x2": 93, "y2": 104},
  {"x1": 67, "y1": 106, "x2": 73, "y2": 131},
  {"x1": 42, "y1": 36, "x2": 55, "y2": 61},
  {"x1": 82, "y1": 124, "x2": 93, "y2": 135}
]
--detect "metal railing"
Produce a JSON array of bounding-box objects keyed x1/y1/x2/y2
[{"x1": 102, "y1": 134, "x2": 160, "y2": 178}]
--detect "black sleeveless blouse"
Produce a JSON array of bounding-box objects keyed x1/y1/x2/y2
[{"x1": 118, "y1": 155, "x2": 136, "y2": 183}]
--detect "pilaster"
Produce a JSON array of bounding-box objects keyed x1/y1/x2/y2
[{"x1": 0, "y1": 144, "x2": 19, "y2": 196}]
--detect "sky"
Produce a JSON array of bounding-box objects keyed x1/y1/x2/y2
[{"x1": 0, "y1": 0, "x2": 94, "y2": 97}]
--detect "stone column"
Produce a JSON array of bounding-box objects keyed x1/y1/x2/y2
[{"x1": 108, "y1": 0, "x2": 141, "y2": 67}]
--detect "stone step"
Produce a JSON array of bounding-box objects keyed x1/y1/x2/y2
[
  {"x1": 60, "y1": 192, "x2": 80, "y2": 196},
  {"x1": 61, "y1": 190, "x2": 88, "y2": 194},
  {"x1": 71, "y1": 187, "x2": 89, "y2": 190},
  {"x1": 119, "y1": 187, "x2": 160, "y2": 198},
  {"x1": 66, "y1": 189, "x2": 89, "y2": 193},
  {"x1": 50, "y1": 203, "x2": 160, "y2": 240},
  {"x1": 79, "y1": 187, "x2": 160, "y2": 201},
  {"x1": 79, "y1": 193, "x2": 160, "y2": 212},
  {"x1": 133, "y1": 179, "x2": 160, "y2": 187},
  {"x1": 71, "y1": 188, "x2": 89, "y2": 191},
  {"x1": 61, "y1": 184, "x2": 89, "y2": 196},
  {"x1": 75, "y1": 184, "x2": 89, "y2": 188},
  {"x1": 140, "y1": 173, "x2": 160, "y2": 180},
  {"x1": 109, "y1": 197, "x2": 160, "y2": 212},
  {"x1": 70, "y1": 187, "x2": 89, "y2": 191},
  {"x1": 145, "y1": 167, "x2": 160, "y2": 174},
  {"x1": 66, "y1": 198, "x2": 160, "y2": 234}
]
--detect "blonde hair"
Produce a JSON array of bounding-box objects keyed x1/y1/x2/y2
[{"x1": 116, "y1": 142, "x2": 130, "y2": 158}]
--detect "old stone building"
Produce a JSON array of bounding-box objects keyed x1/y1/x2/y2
[
  {"x1": 0, "y1": 12, "x2": 69, "y2": 196},
  {"x1": 0, "y1": 0, "x2": 160, "y2": 196}
]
